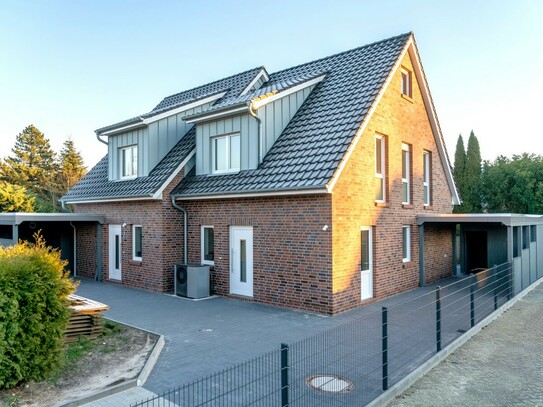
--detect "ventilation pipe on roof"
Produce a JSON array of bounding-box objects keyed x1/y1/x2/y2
[
  {"x1": 170, "y1": 195, "x2": 188, "y2": 264},
  {"x1": 96, "y1": 131, "x2": 108, "y2": 146},
  {"x1": 248, "y1": 101, "x2": 262, "y2": 163}
]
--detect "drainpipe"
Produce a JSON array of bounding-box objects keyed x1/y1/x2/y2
[
  {"x1": 170, "y1": 194, "x2": 188, "y2": 265},
  {"x1": 249, "y1": 101, "x2": 262, "y2": 163},
  {"x1": 96, "y1": 131, "x2": 108, "y2": 146},
  {"x1": 70, "y1": 222, "x2": 77, "y2": 277}
]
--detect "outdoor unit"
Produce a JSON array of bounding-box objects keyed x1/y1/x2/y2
[{"x1": 174, "y1": 264, "x2": 210, "y2": 299}]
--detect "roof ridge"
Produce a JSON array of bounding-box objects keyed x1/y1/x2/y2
[
  {"x1": 153, "y1": 66, "x2": 263, "y2": 110},
  {"x1": 268, "y1": 32, "x2": 412, "y2": 77}
]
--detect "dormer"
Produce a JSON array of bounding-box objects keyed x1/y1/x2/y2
[
  {"x1": 96, "y1": 92, "x2": 226, "y2": 181},
  {"x1": 239, "y1": 67, "x2": 269, "y2": 96},
  {"x1": 185, "y1": 72, "x2": 326, "y2": 176}
]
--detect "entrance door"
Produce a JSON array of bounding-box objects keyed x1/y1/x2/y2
[
  {"x1": 361, "y1": 227, "x2": 373, "y2": 300},
  {"x1": 230, "y1": 226, "x2": 253, "y2": 297},
  {"x1": 108, "y1": 225, "x2": 122, "y2": 280}
]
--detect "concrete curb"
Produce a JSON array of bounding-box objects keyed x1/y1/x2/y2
[
  {"x1": 368, "y1": 277, "x2": 543, "y2": 407},
  {"x1": 55, "y1": 319, "x2": 164, "y2": 407}
]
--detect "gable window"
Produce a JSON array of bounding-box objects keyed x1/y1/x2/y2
[
  {"x1": 423, "y1": 151, "x2": 431, "y2": 206},
  {"x1": 402, "y1": 225, "x2": 411, "y2": 262},
  {"x1": 133, "y1": 225, "x2": 142, "y2": 261},
  {"x1": 402, "y1": 143, "x2": 411, "y2": 205},
  {"x1": 212, "y1": 133, "x2": 240, "y2": 173},
  {"x1": 120, "y1": 145, "x2": 138, "y2": 179},
  {"x1": 375, "y1": 135, "x2": 386, "y2": 202},
  {"x1": 201, "y1": 226, "x2": 214, "y2": 265},
  {"x1": 401, "y1": 68, "x2": 412, "y2": 98}
]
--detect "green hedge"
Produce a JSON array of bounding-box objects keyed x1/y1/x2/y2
[{"x1": 0, "y1": 235, "x2": 77, "y2": 389}]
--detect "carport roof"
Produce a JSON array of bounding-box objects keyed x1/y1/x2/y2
[
  {"x1": 0, "y1": 213, "x2": 104, "y2": 225},
  {"x1": 417, "y1": 213, "x2": 543, "y2": 227}
]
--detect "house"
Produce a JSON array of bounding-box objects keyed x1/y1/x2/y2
[{"x1": 61, "y1": 32, "x2": 461, "y2": 315}]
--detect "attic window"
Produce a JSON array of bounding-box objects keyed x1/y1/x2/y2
[
  {"x1": 212, "y1": 133, "x2": 240, "y2": 174},
  {"x1": 401, "y1": 68, "x2": 412, "y2": 98},
  {"x1": 120, "y1": 145, "x2": 138, "y2": 179}
]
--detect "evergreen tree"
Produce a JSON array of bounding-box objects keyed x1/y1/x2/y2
[
  {"x1": 464, "y1": 130, "x2": 482, "y2": 212},
  {"x1": 0, "y1": 181, "x2": 35, "y2": 212},
  {"x1": 453, "y1": 135, "x2": 467, "y2": 213},
  {"x1": 58, "y1": 137, "x2": 87, "y2": 193}
]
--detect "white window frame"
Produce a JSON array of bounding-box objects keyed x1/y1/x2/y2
[
  {"x1": 402, "y1": 143, "x2": 411, "y2": 205},
  {"x1": 212, "y1": 132, "x2": 240, "y2": 174},
  {"x1": 201, "y1": 225, "x2": 215, "y2": 265},
  {"x1": 423, "y1": 151, "x2": 431, "y2": 206},
  {"x1": 132, "y1": 225, "x2": 142, "y2": 261},
  {"x1": 361, "y1": 226, "x2": 373, "y2": 272},
  {"x1": 402, "y1": 225, "x2": 411, "y2": 262},
  {"x1": 375, "y1": 134, "x2": 386, "y2": 203},
  {"x1": 120, "y1": 145, "x2": 138, "y2": 179},
  {"x1": 401, "y1": 68, "x2": 412, "y2": 98}
]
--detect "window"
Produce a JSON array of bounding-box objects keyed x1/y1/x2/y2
[
  {"x1": 402, "y1": 226, "x2": 411, "y2": 262},
  {"x1": 133, "y1": 225, "x2": 142, "y2": 261},
  {"x1": 513, "y1": 227, "x2": 520, "y2": 258},
  {"x1": 423, "y1": 151, "x2": 431, "y2": 206},
  {"x1": 402, "y1": 143, "x2": 411, "y2": 205},
  {"x1": 120, "y1": 145, "x2": 138, "y2": 179},
  {"x1": 212, "y1": 133, "x2": 240, "y2": 173},
  {"x1": 201, "y1": 226, "x2": 214, "y2": 265},
  {"x1": 375, "y1": 135, "x2": 386, "y2": 202},
  {"x1": 401, "y1": 68, "x2": 412, "y2": 98},
  {"x1": 361, "y1": 228, "x2": 371, "y2": 272},
  {"x1": 531, "y1": 225, "x2": 537, "y2": 243},
  {"x1": 522, "y1": 226, "x2": 529, "y2": 250}
]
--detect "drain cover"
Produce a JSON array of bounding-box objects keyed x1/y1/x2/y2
[{"x1": 306, "y1": 375, "x2": 354, "y2": 393}]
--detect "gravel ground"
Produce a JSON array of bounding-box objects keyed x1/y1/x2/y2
[{"x1": 388, "y1": 282, "x2": 543, "y2": 407}]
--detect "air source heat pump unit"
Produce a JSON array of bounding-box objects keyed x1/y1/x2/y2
[{"x1": 174, "y1": 264, "x2": 210, "y2": 299}]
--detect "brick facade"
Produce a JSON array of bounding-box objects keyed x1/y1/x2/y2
[{"x1": 73, "y1": 51, "x2": 455, "y2": 315}]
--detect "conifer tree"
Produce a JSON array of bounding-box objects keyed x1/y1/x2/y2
[
  {"x1": 58, "y1": 137, "x2": 87, "y2": 192},
  {"x1": 464, "y1": 130, "x2": 482, "y2": 212},
  {"x1": 453, "y1": 135, "x2": 467, "y2": 213},
  {"x1": 0, "y1": 181, "x2": 35, "y2": 212}
]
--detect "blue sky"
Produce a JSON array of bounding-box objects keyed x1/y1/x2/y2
[{"x1": 1, "y1": 0, "x2": 542, "y2": 168}]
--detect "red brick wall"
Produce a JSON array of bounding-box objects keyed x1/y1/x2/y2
[
  {"x1": 181, "y1": 195, "x2": 334, "y2": 314},
  {"x1": 423, "y1": 224, "x2": 454, "y2": 284},
  {"x1": 75, "y1": 222, "x2": 98, "y2": 279},
  {"x1": 330, "y1": 51, "x2": 454, "y2": 313}
]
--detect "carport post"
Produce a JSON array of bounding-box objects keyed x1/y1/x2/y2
[
  {"x1": 96, "y1": 223, "x2": 103, "y2": 281},
  {"x1": 12, "y1": 224, "x2": 18, "y2": 243},
  {"x1": 419, "y1": 224, "x2": 425, "y2": 287}
]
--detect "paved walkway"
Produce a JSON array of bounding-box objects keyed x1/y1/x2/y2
[{"x1": 388, "y1": 282, "x2": 543, "y2": 406}]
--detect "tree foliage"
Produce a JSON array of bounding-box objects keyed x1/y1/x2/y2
[
  {"x1": 0, "y1": 126, "x2": 87, "y2": 212},
  {"x1": 453, "y1": 135, "x2": 467, "y2": 213},
  {"x1": 0, "y1": 181, "x2": 35, "y2": 212},
  {"x1": 482, "y1": 154, "x2": 543, "y2": 214},
  {"x1": 0, "y1": 235, "x2": 77, "y2": 389},
  {"x1": 453, "y1": 131, "x2": 483, "y2": 213}
]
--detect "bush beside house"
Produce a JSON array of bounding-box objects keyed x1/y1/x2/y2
[{"x1": 0, "y1": 235, "x2": 77, "y2": 389}]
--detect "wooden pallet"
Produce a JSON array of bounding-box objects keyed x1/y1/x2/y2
[{"x1": 64, "y1": 295, "x2": 109, "y2": 343}]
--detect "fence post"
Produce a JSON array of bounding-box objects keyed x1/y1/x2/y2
[
  {"x1": 281, "y1": 343, "x2": 289, "y2": 407},
  {"x1": 382, "y1": 306, "x2": 388, "y2": 391},
  {"x1": 436, "y1": 286, "x2": 441, "y2": 352},
  {"x1": 470, "y1": 274, "x2": 475, "y2": 327},
  {"x1": 493, "y1": 264, "x2": 498, "y2": 310},
  {"x1": 507, "y1": 263, "x2": 513, "y2": 301}
]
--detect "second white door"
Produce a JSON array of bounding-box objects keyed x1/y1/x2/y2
[
  {"x1": 230, "y1": 226, "x2": 253, "y2": 297},
  {"x1": 109, "y1": 225, "x2": 122, "y2": 281}
]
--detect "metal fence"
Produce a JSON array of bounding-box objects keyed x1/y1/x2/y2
[{"x1": 131, "y1": 262, "x2": 518, "y2": 407}]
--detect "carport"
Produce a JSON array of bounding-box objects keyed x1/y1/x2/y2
[
  {"x1": 0, "y1": 213, "x2": 104, "y2": 277},
  {"x1": 417, "y1": 213, "x2": 543, "y2": 294}
]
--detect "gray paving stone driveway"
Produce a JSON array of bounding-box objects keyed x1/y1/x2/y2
[
  {"x1": 388, "y1": 281, "x2": 543, "y2": 407},
  {"x1": 75, "y1": 278, "x2": 383, "y2": 393}
]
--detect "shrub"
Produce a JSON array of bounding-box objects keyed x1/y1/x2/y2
[{"x1": 0, "y1": 234, "x2": 77, "y2": 389}]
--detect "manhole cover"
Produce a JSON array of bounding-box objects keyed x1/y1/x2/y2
[{"x1": 306, "y1": 375, "x2": 354, "y2": 393}]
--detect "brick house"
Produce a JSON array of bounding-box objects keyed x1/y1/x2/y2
[{"x1": 62, "y1": 32, "x2": 460, "y2": 315}]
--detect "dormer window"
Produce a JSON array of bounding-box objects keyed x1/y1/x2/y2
[
  {"x1": 120, "y1": 145, "x2": 138, "y2": 179},
  {"x1": 212, "y1": 133, "x2": 240, "y2": 174},
  {"x1": 401, "y1": 68, "x2": 412, "y2": 98}
]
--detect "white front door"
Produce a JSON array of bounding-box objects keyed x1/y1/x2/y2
[
  {"x1": 361, "y1": 227, "x2": 373, "y2": 300},
  {"x1": 230, "y1": 226, "x2": 253, "y2": 297},
  {"x1": 108, "y1": 225, "x2": 122, "y2": 281}
]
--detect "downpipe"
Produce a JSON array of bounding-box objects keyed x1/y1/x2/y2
[{"x1": 170, "y1": 195, "x2": 188, "y2": 264}]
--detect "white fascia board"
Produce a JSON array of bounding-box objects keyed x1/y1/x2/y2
[
  {"x1": 185, "y1": 106, "x2": 249, "y2": 124},
  {"x1": 173, "y1": 188, "x2": 329, "y2": 201},
  {"x1": 152, "y1": 150, "x2": 196, "y2": 199},
  {"x1": 239, "y1": 68, "x2": 270, "y2": 96},
  {"x1": 251, "y1": 74, "x2": 326, "y2": 110},
  {"x1": 326, "y1": 41, "x2": 411, "y2": 193},
  {"x1": 99, "y1": 92, "x2": 227, "y2": 136},
  {"x1": 407, "y1": 41, "x2": 461, "y2": 205}
]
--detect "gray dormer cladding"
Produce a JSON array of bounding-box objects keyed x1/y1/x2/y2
[{"x1": 108, "y1": 103, "x2": 213, "y2": 181}]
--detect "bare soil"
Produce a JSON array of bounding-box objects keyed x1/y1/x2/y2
[{"x1": 0, "y1": 320, "x2": 157, "y2": 407}]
